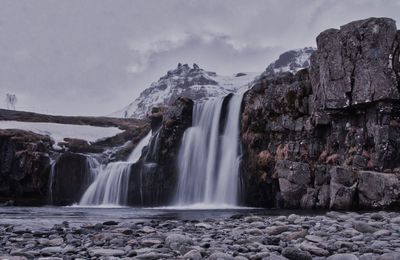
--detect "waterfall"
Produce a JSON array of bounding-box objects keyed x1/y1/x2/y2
[
  {"x1": 78, "y1": 131, "x2": 152, "y2": 206},
  {"x1": 48, "y1": 154, "x2": 100, "y2": 205},
  {"x1": 79, "y1": 162, "x2": 132, "y2": 206},
  {"x1": 214, "y1": 93, "x2": 243, "y2": 204},
  {"x1": 48, "y1": 159, "x2": 56, "y2": 204},
  {"x1": 128, "y1": 132, "x2": 152, "y2": 162},
  {"x1": 175, "y1": 93, "x2": 244, "y2": 206}
]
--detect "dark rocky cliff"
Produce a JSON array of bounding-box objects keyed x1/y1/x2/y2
[
  {"x1": 241, "y1": 17, "x2": 400, "y2": 209},
  {"x1": 0, "y1": 111, "x2": 149, "y2": 205},
  {"x1": 0, "y1": 129, "x2": 52, "y2": 205}
]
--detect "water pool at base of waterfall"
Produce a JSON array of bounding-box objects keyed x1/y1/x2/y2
[{"x1": 0, "y1": 206, "x2": 327, "y2": 230}]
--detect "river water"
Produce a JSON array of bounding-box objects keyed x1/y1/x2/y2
[{"x1": 0, "y1": 206, "x2": 326, "y2": 230}]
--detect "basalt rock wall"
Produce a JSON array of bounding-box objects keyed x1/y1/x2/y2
[
  {"x1": 0, "y1": 129, "x2": 52, "y2": 205},
  {"x1": 127, "y1": 97, "x2": 193, "y2": 206},
  {"x1": 241, "y1": 17, "x2": 400, "y2": 210}
]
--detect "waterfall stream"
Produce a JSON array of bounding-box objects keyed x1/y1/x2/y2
[
  {"x1": 175, "y1": 92, "x2": 244, "y2": 206},
  {"x1": 79, "y1": 131, "x2": 152, "y2": 206}
]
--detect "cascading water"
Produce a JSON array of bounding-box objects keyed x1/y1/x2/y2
[
  {"x1": 79, "y1": 131, "x2": 152, "y2": 206},
  {"x1": 48, "y1": 159, "x2": 56, "y2": 204},
  {"x1": 175, "y1": 92, "x2": 244, "y2": 206},
  {"x1": 214, "y1": 93, "x2": 244, "y2": 204},
  {"x1": 48, "y1": 155, "x2": 100, "y2": 204},
  {"x1": 128, "y1": 132, "x2": 152, "y2": 162},
  {"x1": 79, "y1": 162, "x2": 132, "y2": 206}
]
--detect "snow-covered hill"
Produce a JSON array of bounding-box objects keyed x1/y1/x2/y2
[
  {"x1": 261, "y1": 47, "x2": 316, "y2": 78},
  {"x1": 110, "y1": 63, "x2": 258, "y2": 119}
]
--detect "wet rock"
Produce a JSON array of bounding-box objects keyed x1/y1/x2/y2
[
  {"x1": 103, "y1": 220, "x2": 119, "y2": 226},
  {"x1": 88, "y1": 248, "x2": 125, "y2": 257},
  {"x1": 327, "y1": 254, "x2": 359, "y2": 260},
  {"x1": 165, "y1": 233, "x2": 192, "y2": 250},
  {"x1": 329, "y1": 167, "x2": 357, "y2": 210},
  {"x1": 275, "y1": 160, "x2": 311, "y2": 208},
  {"x1": 134, "y1": 252, "x2": 172, "y2": 259},
  {"x1": 282, "y1": 247, "x2": 312, "y2": 260},
  {"x1": 305, "y1": 235, "x2": 323, "y2": 243},
  {"x1": 47, "y1": 238, "x2": 63, "y2": 246},
  {"x1": 353, "y1": 222, "x2": 378, "y2": 233},
  {"x1": 287, "y1": 230, "x2": 308, "y2": 240},
  {"x1": 209, "y1": 251, "x2": 235, "y2": 260},
  {"x1": 265, "y1": 226, "x2": 289, "y2": 235},
  {"x1": 358, "y1": 171, "x2": 400, "y2": 209},
  {"x1": 40, "y1": 247, "x2": 64, "y2": 256},
  {"x1": 264, "y1": 254, "x2": 289, "y2": 260},
  {"x1": 300, "y1": 242, "x2": 329, "y2": 256},
  {"x1": 183, "y1": 249, "x2": 202, "y2": 260}
]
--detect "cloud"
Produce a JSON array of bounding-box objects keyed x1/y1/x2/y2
[{"x1": 127, "y1": 33, "x2": 190, "y2": 73}]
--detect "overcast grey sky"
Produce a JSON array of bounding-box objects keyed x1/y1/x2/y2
[{"x1": 0, "y1": 0, "x2": 399, "y2": 116}]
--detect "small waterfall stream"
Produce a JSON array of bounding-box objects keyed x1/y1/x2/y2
[
  {"x1": 48, "y1": 159, "x2": 56, "y2": 204},
  {"x1": 79, "y1": 131, "x2": 152, "y2": 206},
  {"x1": 175, "y1": 92, "x2": 244, "y2": 206}
]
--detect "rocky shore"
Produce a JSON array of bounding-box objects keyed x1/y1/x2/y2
[{"x1": 1, "y1": 211, "x2": 400, "y2": 260}]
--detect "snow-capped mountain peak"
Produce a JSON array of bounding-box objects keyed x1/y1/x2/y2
[
  {"x1": 110, "y1": 63, "x2": 257, "y2": 119},
  {"x1": 262, "y1": 47, "x2": 316, "y2": 77}
]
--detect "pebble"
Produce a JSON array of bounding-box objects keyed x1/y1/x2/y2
[
  {"x1": 0, "y1": 211, "x2": 398, "y2": 259},
  {"x1": 89, "y1": 248, "x2": 125, "y2": 256},
  {"x1": 282, "y1": 247, "x2": 312, "y2": 260},
  {"x1": 327, "y1": 253, "x2": 359, "y2": 260}
]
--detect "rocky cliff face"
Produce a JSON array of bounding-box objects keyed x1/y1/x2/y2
[
  {"x1": 127, "y1": 97, "x2": 193, "y2": 206},
  {"x1": 0, "y1": 110, "x2": 149, "y2": 205},
  {"x1": 241, "y1": 17, "x2": 400, "y2": 210},
  {"x1": 0, "y1": 129, "x2": 52, "y2": 205}
]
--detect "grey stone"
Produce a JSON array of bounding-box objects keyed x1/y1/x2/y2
[
  {"x1": 358, "y1": 171, "x2": 400, "y2": 209},
  {"x1": 89, "y1": 248, "x2": 125, "y2": 257},
  {"x1": 183, "y1": 249, "x2": 202, "y2": 260},
  {"x1": 282, "y1": 247, "x2": 312, "y2": 260},
  {"x1": 209, "y1": 251, "x2": 235, "y2": 260},
  {"x1": 327, "y1": 254, "x2": 359, "y2": 260},
  {"x1": 264, "y1": 254, "x2": 289, "y2": 260},
  {"x1": 353, "y1": 222, "x2": 378, "y2": 233},
  {"x1": 300, "y1": 242, "x2": 329, "y2": 256},
  {"x1": 265, "y1": 226, "x2": 289, "y2": 235},
  {"x1": 165, "y1": 233, "x2": 192, "y2": 250},
  {"x1": 275, "y1": 160, "x2": 311, "y2": 208},
  {"x1": 329, "y1": 166, "x2": 357, "y2": 209}
]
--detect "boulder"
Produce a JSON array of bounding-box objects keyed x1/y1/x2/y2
[
  {"x1": 275, "y1": 160, "x2": 311, "y2": 208},
  {"x1": 329, "y1": 166, "x2": 357, "y2": 209},
  {"x1": 358, "y1": 171, "x2": 400, "y2": 208}
]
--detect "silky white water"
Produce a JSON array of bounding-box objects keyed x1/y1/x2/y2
[
  {"x1": 128, "y1": 132, "x2": 152, "y2": 162},
  {"x1": 176, "y1": 93, "x2": 244, "y2": 206},
  {"x1": 79, "y1": 131, "x2": 152, "y2": 206},
  {"x1": 214, "y1": 92, "x2": 244, "y2": 204},
  {"x1": 48, "y1": 159, "x2": 56, "y2": 204}
]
